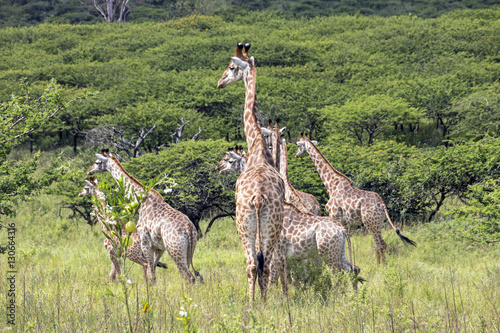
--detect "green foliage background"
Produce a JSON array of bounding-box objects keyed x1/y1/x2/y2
[{"x1": 1, "y1": 9, "x2": 500, "y2": 226}]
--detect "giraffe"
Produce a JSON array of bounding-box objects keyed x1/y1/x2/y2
[
  {"x1": 217, "y1": 43, "x2": 287, "y2": 306},
  {"x1": 269, "y1": 202, "x2": 363, "y2": 288},
  {"x1": 278, "y1": 137, "x2": 321, "y2": 215},
  {"x1": 295, "y1": 134, "x2": 416, "y2": 264},
  {"x1": 215, "y1": 145, "x2": 246, "y2": 174},
  {"x1": 217, "y1": 139, "x2": 321, "y2": 215},
  {"x1": 87, "y1": 150, "x2": 202, "y2": 285},
  {"x1": 78, "y1": 177, "x2": 168, "y2": 281}
]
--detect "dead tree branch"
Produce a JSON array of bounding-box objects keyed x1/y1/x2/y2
[{"x1": 85, "y1": 124, "x2": 156, "y2": 159}]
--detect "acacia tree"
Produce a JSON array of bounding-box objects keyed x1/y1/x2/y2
[
  {"x1": 325, "y1": 94, "x2": 422, "y2": 145},
  {"x1": 0, "y1": 80, "x2": 89, "y2": 252},
  {"x1": 123, "y1": 139, "x2": 237, "y2": 236}
]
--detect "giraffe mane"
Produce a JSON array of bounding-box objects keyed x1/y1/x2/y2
[
  {"x1": 304, "y1": 137, "x2": 353, "y2": 186},
  {"x1": 108, "y1": 156, "x2": 165, "y2": 201}
]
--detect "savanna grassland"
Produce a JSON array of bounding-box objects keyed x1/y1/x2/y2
[
  {"x1": 1, "y1": 189, "x2": 500, "y2": 332},
  {"x1": 1, "y1": 6, "x2": 500, "y2": 333}
]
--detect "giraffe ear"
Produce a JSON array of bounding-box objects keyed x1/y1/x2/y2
[
  {"x1": 231, "y1": 57, "x2": 248, "y2": 69},
  {"x1": 85, "y1": 180, "x2": 94, "y2": 187},
  {"x1": 249, "y1": 56, "x2": 255, "y2": 66},
  {"x1": 96, "y1": 154, "x2": 108, "y2": 162},
  {"x1": 227, "y1": 151, "x2": 242, "y2": 160},
  {"x1": 279, "y1": 126, "x2": 286, "y2": 136},
  {"x1": 311, "y1": 141, "x2": 318, "y2": 145},
  {"x1": 296, "y1": 141, "x2": 305, "y2": 147}
]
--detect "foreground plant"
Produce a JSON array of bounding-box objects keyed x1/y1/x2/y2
[{"x1": 92, "y1": 177, "x2": 156, "y2": 333}]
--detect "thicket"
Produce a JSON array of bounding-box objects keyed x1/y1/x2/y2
[
  {"x1": 1, "y1": 9, "x2": 500, "y2": 237},
  {"x1": 2, "y1": 0, "x2": 500, "y2": 28}
]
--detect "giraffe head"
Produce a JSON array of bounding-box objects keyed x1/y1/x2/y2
[
  {"x1": 216, "y1": 146, "x2": 246, "y2": 174},
  {"x1": 261, "y1": 122, "x2": 286, "y2": 152},
  {"x1": 78, "y1": 177, "x2": 98, "y2": 197},
  {"x1": 217, "y1": 43, "x2": 254, "y2": 89},
  {"x1": 295, "y1": 133, "x2": 317, "y2": 158},
  {"x1": 87, "y1": 148, "x2": 111, "y2": 175}
]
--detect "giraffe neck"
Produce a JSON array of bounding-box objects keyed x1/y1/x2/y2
[
  {"x1": 93, "y1": 189, "x2": 109, "y2": 232},
  {"x1": 305, "y1": 140, "x2": 352, "y2": 195},
  {"x1": 242, "y1": 65, "x2": 272, "y2": 167},
  {"x1": 107, "y1": 156, "x2": 170, "y2": 208},
  {"x1": 107, "y1": 157, "x2": 145, "y2": 195},
  {"x1": 280, "y1": 142, "x2": 302, "y2": 203}
]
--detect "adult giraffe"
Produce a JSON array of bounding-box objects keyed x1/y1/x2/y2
[
  {"x1": 217, "y1": 43, "x2": 287, "y2": 306},
  {"x1": 296, "y1": 134, "x2": 416, "y2": 263},
  {"x1": 87, "y1": 150, "x2": 202, "y2": 285}
]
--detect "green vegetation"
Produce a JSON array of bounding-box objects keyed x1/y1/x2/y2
[
  {"x1": 2, "y1": 0, "x2": 500, "y2": 28},
  {"x1": 1, "y1": 195, "x2": 499, "y2": 331},
  {"x1": 1, "y1": 5, "x2": 500, "y2": 331}
]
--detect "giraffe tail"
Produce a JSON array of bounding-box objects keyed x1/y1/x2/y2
[
  {"x1": 343, "y1": 230, "x2": 355, "y2": 271},
  {"x1": 252, "y1": 193, "x2": 267, "y2": 289},
  {"x1": 382, "y1": 202, "x2": 416, "y2": 247},
  {"x1": 156, "y1": 262, "x2": 168, "y2": 269}
]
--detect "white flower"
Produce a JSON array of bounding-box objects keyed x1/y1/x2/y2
[
  {"x1": 179, "y1": 310, "x2": 188, "y2": 318},
  {"x1": 105, "y1": 219, "x2": 117, "y2": 225},
  {"x1": 126, "y1": 279, "x2": 132, "y2": 285},
  {"x1": 164, "y1": 188, "x2": 173, "y2": 194}
]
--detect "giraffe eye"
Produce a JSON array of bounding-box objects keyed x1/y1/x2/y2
[{"x1": 229, "y1": 66, "x2": 235, "y2": 71}]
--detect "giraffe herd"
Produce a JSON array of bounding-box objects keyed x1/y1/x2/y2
[{"x1": 81, "y1": 43, "x2": 415, "y2": 306}]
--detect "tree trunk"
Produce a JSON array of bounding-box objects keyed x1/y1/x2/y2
[
  {"x1": 428, "y1": 191, "x2": 446, "y2": 222},
  {"x1": 29, "y1": 134, "x2": 33, "y2": 154},
  {"x1": 73, "y1": 133, "x2": 78, "y2": 154}
]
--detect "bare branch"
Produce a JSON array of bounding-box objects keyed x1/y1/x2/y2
[
  {"x1": 171, "y1": 117, "x2": 190, "y2": 144},
  {"x1": 191, "y1": 127, "x2": 205, "y2": 141},
  {"x1": 85, "y1": 124, "x2": 156, "y2": 159}
]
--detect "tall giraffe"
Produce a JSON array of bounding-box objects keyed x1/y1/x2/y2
[
  {"x1": 216, "y1": 140, "x2": 321, "y2": 215},
  {"x1": 217, "y1": 43, "x2": 287, "y2": 306},
  {"x1": 79, "y1": 177, "x2": 167, "y2": 281},
  {"x1": 87, "y1": 151, "x2": 202, "y2": 285},
  {"x1": 296, "y1": 134, "x2": 416, "y2": 264}
]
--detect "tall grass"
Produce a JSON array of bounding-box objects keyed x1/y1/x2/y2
[{"x1": 1, "y1": 194, "x2": 499, "y2": 332}]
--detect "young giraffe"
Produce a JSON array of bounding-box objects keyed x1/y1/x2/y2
[
  {"x1": 87, "y1": 150, "x2": 202, "y2": 285},
  {"x1": 78, "y1": 178, "x2": 168, "y2": 281},
  {"x1": 217, "y1": 43, "x2": 287, "y2": 306},
  {"x1": 269, "y1": 202, "x2": 363, "y2": 288},
  {"x1": 296, "y1": 134, "x2": 416, "y2": 263},
  {"x1": 217, "y1": 140, "x2": 321, "y2": 215},
  {"x1": 270, "y1": 137, "x2": 362, "y2": 285}
]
